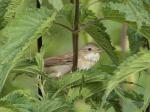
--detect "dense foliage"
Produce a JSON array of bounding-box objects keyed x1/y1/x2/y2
[{"x1": 0, "y1": 0, "x2": 150, "y2": 112}]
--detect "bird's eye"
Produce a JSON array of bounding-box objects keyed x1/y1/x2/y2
[{"x1": 88, "y1": 47, "x2": 92, "y2": 51}]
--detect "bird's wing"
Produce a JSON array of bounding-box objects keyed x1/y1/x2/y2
[{"x1": 44, "y1": 53, "x2": 73, "y2": 67}]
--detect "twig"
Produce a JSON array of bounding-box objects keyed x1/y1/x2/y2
[
  {"x1": 36, "y1": 0, "x2": 43, "y2": 98},
  {"x1": 54, "y1": 22, "x2": 73, "y2": 32},
  {"x1": 72, "y1": 0, "x2": 80, "y2": 71},
  {"x1": 120, "y1": 23, "x2": 128, "y2": 53},
  {"x1": 146, "y1": 37, "x2": 150, "y2": 111}
]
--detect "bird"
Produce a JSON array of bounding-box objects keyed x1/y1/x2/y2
[{"x1": 44, "y1": 43, "x2": 103, "y2": 78}]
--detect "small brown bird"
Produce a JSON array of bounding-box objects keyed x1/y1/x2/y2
[{"x1": 44, "y1": 43, "x2": 102, "y2": 77}]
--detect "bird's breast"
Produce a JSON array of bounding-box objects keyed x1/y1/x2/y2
[{"x1": 78, "y1": 53, "x2": 100, "y2": 70}]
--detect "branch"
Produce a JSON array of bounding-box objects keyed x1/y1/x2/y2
[
  {"x1": 54, "y1": 22, "x2": 73, "y2": 32},
  {"x1": 72, "y1": 0, "x2": 80, "y2": 71}
]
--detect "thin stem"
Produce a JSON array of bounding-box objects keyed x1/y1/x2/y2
[
  {"x1": 37, "y1": 37, "x2": 42, "y2": 52},
  {"x1": 36, "y1": 0, "x2": 43, "y2": 98},
  {"x1": 146, "y1": 39, "x2": 150, "y2": 112},
  {"x1": 36, "y1": 0, "x2": 42, "y2": 52},
  {"x1": 146, "y1": 106, "x2": 150, "y2": 112},
  {"x1": 146, "y1": 39, "x2": 150, "y2": 50},
  {"x1": 54, "y1": 22, "x2": 73, "y2": 32},
  {"x1": 36, "y1": 0, "x2": 41, "y2": 8},
  {"x1": 120, "y1": 23, "x2": 128, "y2": 53},
  {"x1": 72, "y1": 0, "x2": 80, "y2": 71}
]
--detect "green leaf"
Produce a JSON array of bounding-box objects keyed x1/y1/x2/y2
[
  {"x1": 0, "y1": 90, "x2": 37, "y2": 112},
  {"x1": 56, "y1": 64, "x2": 110, "y2": 89},
  {"x1": 12, "y1": 58, "x2": 49, "y2": 80},
  {"x1": 85, "y1": 19, "x2": 119, "y2": 65},
  {"x1": 142, "y1": 0, "x2": 150, "y2": 13},
  {"x1": 0, "y1": 0, "x2": 10, "y2": 28},
  {"x1": 139, "y1": 25, "x2": 150, "y2": 40},
  {"x1": 128, "y1": 28, "x2": 147, "y2": 54},
  {"x1": 0, "y1": 0, "x2": 24, "y2": 29},
  {"x1": 99, "y1": 0, "x2": 124, "y2": 3},
  {"x1": 122, "y1": 99, "x2": 141, "y2": 112},
  {"x1": 67, "y1": 82, "x2": 105, "y2": 102},
  {"x1": 80, "y1": 7, "x2": 96, "y2": 24},
  {"x1": 0, "y1": 101, "x2": 19, "y2": 112},
  {"x1": 51, "y1": 63, "x2": 111, "y2": 99},
  {"x1": 105, "y1": 51, "x2": 150, "y2": 98},
  {"x1": 48, "y1": 0, "x2": 63, "y2": 11},
  {"x1": 74, "y1": 100, "x2": 92, "y2": 112},
  {"x1": 35, "y1": 50, "x2": 45, "y2": 72},
  {"x1": 0, "y1": 8, "x2": 56, "y2": 93},
  {"x1": 102, "y1": 6, "x2": 150, "y2": 40},
  {"x1": 141, "y1": 73, "x2": 150, "y2": 111},
  {"x1": 33, "y1": 98, "x2": 71, "y2": 112},
  {"x1": 108, "y1": 0, "x2": 150, "y2": 29},
  {"x1": 102, "y1": 7, "x2": 126, "y2": 22}
]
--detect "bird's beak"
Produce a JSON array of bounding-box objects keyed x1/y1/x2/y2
[{"x1": 96, "y1": 49, "x2": 104, "y2": 53}]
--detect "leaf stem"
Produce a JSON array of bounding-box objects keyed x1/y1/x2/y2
[
  {"x1": 72, "y1": 0, "x2": 80, "y2": 71},
  {"x1": 120, "y1": 23, "x2": 128, "y2": 53},
  {"x1": 36, "y1": 0, "x2": 43, "y2": 98},
  {"x1": 54, "y1": 22, "x2": 73, "y2": 32}
]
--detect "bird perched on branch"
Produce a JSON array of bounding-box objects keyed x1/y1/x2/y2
[{"x1": 44, "y1": 43, "x2": 103, "y2": 77}]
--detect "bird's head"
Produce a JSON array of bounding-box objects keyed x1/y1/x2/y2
[{"x1": 79, "y1": 43, "x2": 103, "y2": 62}]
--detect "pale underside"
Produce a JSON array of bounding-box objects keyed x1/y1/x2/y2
[{"x1": 44, "y1": 52, "x2": 100, "y2": 77}]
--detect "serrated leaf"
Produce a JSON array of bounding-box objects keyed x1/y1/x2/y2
[
  {"x1": 56, "y1": 65, "x2": 110, "y2": 89},
  {"x1": 0, "y1": 0, "x2": 24, "y2": 29},
  {"x1": 33, "y1": 98, "x2": 71, "y2": 112},
  {"x1": 0, "y1": 101, "x2": 20, "y2": 112},
  {"x1": 139, "y1": 25, "x2": 150, "y2": 40},
  {"x1": 142, "y1": 0, "x2": 150, "y2": 13},
  {"x1": 128, "y1": 28, "x2": 147, "y2": 54},
  {"x1": 58, "y1": 4, "x2": 74, "y2": 25},
  {"x1": 122, "y1": 99, "x2": 141, "y2": 112},
  {"x1": 108, "y1": 0, "x2": 150, "y2": 29},
  {"x1": 80, "y1": 7, "x2": 96, "y2": 24},
  {"x1": 67, "y1": 82, "x2": 105, "y2": 102},
  {"x1": 85, "y1": 19, "x2": 119, "y2": 65},
  {"x1": 51, "y1": 63, "x2": 111, "y2": 99},
  {"x1": 105, "y1": 51, "x2": 150, "y2": 98},
  {"x1": 102, "y1": 6, "x2": 150, "y2": 40},
  {"x1": 102, "y1": 7, "x2": 126, "y2": 22},
  {"x1": 0, "y1": 8, "x2": 56, "y2": 93},
  {"x1": 141, "y1": 73, "x2": 150, "y2": 111},
  {"x1": 0, "y1": 90, "x2": 37, "y2": 112}
]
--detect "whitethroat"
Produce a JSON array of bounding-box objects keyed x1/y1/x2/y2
[{"x1": 44, "y1": 43, "x2": 103, "y2": 77}]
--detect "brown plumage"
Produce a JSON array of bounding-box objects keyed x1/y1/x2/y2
[
  {"x1": 44, "y1": 43, "x2": 102, "y2": 77},
  {"x1": 44, "y1": 53, "x2": 73, "y2": 67}
]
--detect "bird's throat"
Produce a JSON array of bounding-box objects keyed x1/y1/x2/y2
[{"x1": 78, "y1": 53, "x2": 100, "y2": 70}]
